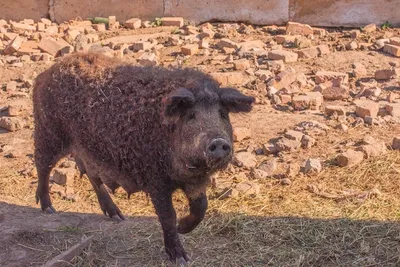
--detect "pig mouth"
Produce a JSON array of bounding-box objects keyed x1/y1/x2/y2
[{"x1": 185, "y1": 153, "x2": 232, "y2": 173}]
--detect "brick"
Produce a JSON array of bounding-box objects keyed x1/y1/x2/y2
[
  {"x1": 268, "y1": 50, "x2": 298, "y2": 63},
  {"x1": 217, "y1": 38, "x2": 239, "y2": 49},
  {"x1": 336, "y1": 150, "x2": 364, "y2": 167},
  {"x1": 383, "y1": 44, "x2": 400, "y2": 57},
  {"x1": 37, "y1": 22, "x2": 45, "y2": 31},
  {"x1": 286, "y1": 22, "x2": 313, "y2": 35},
  {"x1": 275, "y1": 35, "x2": 300, "y2": 44},
  {"x1": 234, "y1": 59, "x2": 251, "y2": 71},
  {"x1": 3, "y1": 36, "x2": 24, "y2": 55},
  {"x1": 297, "y1": 46, "x2": 319, "y2": 59},
  {"x1": 40, "y1": 18, "x2": 52, "y2": 26},
  {"x1": 210, "y1": 72, "x2": 249, "y2": 86},
  {"x1": 390, "y1": 37, "x2": 400, "y2": 46},
  {"x1": 38, "y1": 38, "x2": 71, "y2": 56},
  {"x1": 313, "y1": 28, "x2": 326, "y2": 37},
  {"x1": 93, "y1": 23, "x2": 106, "y2": 32},
  {"x1": 125, "y1": 18, "x2": 141, "y2": 29},
  {"x1": 385, "y1": 103, "x2": 400, "y2": 118},
  {"x1": 325, "y1": 105, "x2": 346, "y2": 116},
  {"x1": 315, "y1": 71, "x2": 348, "y2": 86},
  {"x1": 132, "y1": 41, "x2": 153, "y2": 51},
  {"x1": 275, "y1": 138, "x2": 301, "y2": 152},
  {"x1": 161, "y1": 17, "x2": 184, "y2": 27},
  {"x1": 44, "y1": 25, "x2": 58, "y2": 35},
  {"x1": 181, "y1": 44, "x2": 199, "y2": 55},
  {"x1": 138, "y1": 52, "x2": 158, "y2": 66},
  {"x1": 375, "y1": 68, "x2": 398, "y2": 80},
  {"x1": 6, "y1": 81, "x2": 17, "y2": 91},
  {"x1": 352, "y1": 63, "x2": 367, "y2": 77},
  {"x1": 292, "y1": 95, "x2": 310, "y2": 110},
  {"x1": 233, "y1": 127, "x2": 251, "y2": 142},
  {"x1": 322, "y1": 86, "x2": 349, "y2": 101},
  {"x1": 346, "y1": 41, "x2": 358, "y2": 50},
  {"x1": 199, "y1": 38, "x2": 209, "y2": 49},
  {"x1": 199, "y1": 28, "x2": 215, "y2": 39},
  {"x1": 11, "y1": 22, "x2": 36, "y2": 33},
  {"x1": 3, "y1": 32, "x2": 18, "y2": 41},
  {"x1": 305, "y1": 92, "x2": 323, "y2": 110},
  {"x1": 355, "y1": 100, "x2": 379, "y2": 118}
]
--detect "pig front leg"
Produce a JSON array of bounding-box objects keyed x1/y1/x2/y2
[
  {"x1": 151, "y1": 191, "x2": 189, "y2": 265},
  {"x1": 177, "y1": 191, "x2": 208, "y2": 234}
]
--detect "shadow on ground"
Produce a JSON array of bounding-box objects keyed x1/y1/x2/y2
[{"x1": 0, "y1": 202, "x2": 399, "y2": 267}]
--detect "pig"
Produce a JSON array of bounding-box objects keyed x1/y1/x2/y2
[{"x1": 33, "y1": 53, "x2": 254, "y2": 264}]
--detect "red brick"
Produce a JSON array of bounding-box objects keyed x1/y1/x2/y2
[
  {"x1": 161, "y1": 17, "x2": 184, "y2": 27},
  {"x1": 181, "y1": 44, "x2": 199, "y2": 55},
  {"x1": 125, "y1": 18, "x2": 141, "y2": 29},
  {"x1": 315, "y1": 71, "x2": 348, "y2": 86},
  {"x1": 297, "y1": 46, "x2": 319, "y2": 59},
  {"x1": 268, "y1": 50, "x2": 298, "y2": 63},
  {"x1": 211, "y1": 72, "x2": 249, "y2": 86},
  {"x1": 383, "y1": 44, "x2": 400, "y2": 57},
  {"x1": 286, "y1": 22, "x2": 313, "y2": 35},
  {"x1": 3, "y1": 36, "x2": 24, "y2": 55},
  {"x1": 355, "y1": 100, "x2": 379, "y2": 118}
]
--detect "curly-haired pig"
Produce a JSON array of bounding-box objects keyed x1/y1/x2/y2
[{"x1": 33, "y1": 53, "x2": 254, "y2": 264}]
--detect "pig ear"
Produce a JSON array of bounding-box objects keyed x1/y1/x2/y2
[
  {"x1": 163, "y1": 88, "x2": 195, "y2": 118},
  {"x1": 219, "y1": 88, "x2": 255, "y2": 113}
]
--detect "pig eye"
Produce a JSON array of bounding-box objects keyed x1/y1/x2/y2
[
  {"x1": 188, "y1": 112, "x2": 196, "y2": 120},
  {"x1": 219, "y1": 109, "x2": 228, "y2": 120}
]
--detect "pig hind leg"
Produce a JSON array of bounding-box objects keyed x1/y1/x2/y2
[
  {"x1": 35, "y1": 126, "x2": 70, "y2": 213},
  {"x1": 83, "y1": 165, "x2": 125, "y2": 221}
]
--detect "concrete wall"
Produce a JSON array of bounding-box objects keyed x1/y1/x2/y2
[{"x1": 1, "y1": 0, "x2": 400, "y2": 27}]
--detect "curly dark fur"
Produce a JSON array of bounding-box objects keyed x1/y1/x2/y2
[{"x1": 33, "y1": 53, "x2": 254, "y2": 263}]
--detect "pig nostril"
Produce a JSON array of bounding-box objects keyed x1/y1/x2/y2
[
  {"x1": 209, "y1": 144, "x2": 217, "y2": 152},
  {"x1": 222, "y1": 144, "x2": 230, "y2": 151}
]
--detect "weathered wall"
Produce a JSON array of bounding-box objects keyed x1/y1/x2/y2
[{"x1": 1, "y1": 0, "x2": 400, "y2": 27}]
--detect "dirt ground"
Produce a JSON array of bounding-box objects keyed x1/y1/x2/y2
[{"x1": 0, "y1": 21, "x2": 400, "y2": 267}]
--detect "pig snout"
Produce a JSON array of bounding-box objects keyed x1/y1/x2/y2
[{"x1": 207, "y1": 138, "x2": 231, "y2": 160}]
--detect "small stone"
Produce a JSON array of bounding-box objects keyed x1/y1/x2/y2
[
  {"x1": 210, "y1": 72, "x2": 248, "y2": 86},
  {"x1": 234, "y1": 59, "x2": 251, "y2": 71},
  {"x1": 385, "y1": 103, "x2": 400, "y2": 118},
  {"x1": 52, "y1": 168, "x2": 75, "y2": 185},
  {"x1": 125, "y1": 18, "x2": 141, "y2": 29},
  {"x1": 233, "y1": 152, "x2": 257, "y2": 168},
  {"x1": 268, "y1": 50, "x2": 298, "y2": 63},
  {"x1": 336, "y1": 150, "x2": 364, "y2": 167},
  {"x1": 6, "y1": 81, "x2": 17, "y2": 91},
  {"x1": 199, "y1": 38, "x2": 209, "y2": 49},
  {"x1": 281, "y1": 178, "x2": 292, "y2": 186},
  {"x1": 285, "y1": 163, "x2": 300, "y2": 178},
  {"x1": 301, "y1": 135, "x2": 316, "y2": 149},
  {"x1": 161, "y1": 17, "x2": 184, "y2": 27},
  {"x1": 392, "y1": 137, "x2": 400, "y2": 150},
  {"x1": 257, "y1": 159, "x2": 277, "y2": 176},
  {"x1": 5, "y1": 149, "x2": 23, "y2": 158},
  {"x1": 304, "y1": 158, "x2": 322, "y2": 173},
  {"x1": 336, "y1": 123, "x2": 349, "y2": 132},
  {"x1": 297, "y1": 46, "x2": 319, "y2": 59},
  {"x1": 350, "y1": 29, "x2": 360, "y2": 39},
  {"x1": 275, "y1": 138, "x2": 301, "y2": 152},
  {"x1": 0, "y1": 117, "x2": 24, "y2": 132},
  {"x1": 284, "y1": 130, "x2": 304, "y2": 141},
  {"x1": 7, "y1": 105, "x2": 23, "y2": 116},
  {"x1": 181, "y1": 44, "x2": 199, "y2": 56},
  {"x1": 313, "y1": 28, "x2": 326, "y2": 37},
  {"x1": 267, "y1": 60, "x2": 285, "y2": 72},
  {"x1": 356, "y1": 136, "x2": 387, "y2": 158},
  {"x1": 325, "y1": 105, "x2": 346, "y2": 116},
  {"x1": 375, "y1": 69, "x2": 398, "y2": 80},
  {"x1": 262, "y1": 143, "x2": 278, "y2": 155},
  {"x1": 316, "y1": 45, "x2": 330, "y2": 55},
  {"x1": 40, "y1": 18, "x2": 52, "y2": 26},
  {"x1": 355, "y1": 100, "x2": 379, "y2": 118},
  {"x1": 138, "y1": 52, "x2": 158, "y2": 66},
  {"x1": 346, "y1": 41, "x2": 358, "y2": 50},
  {"x1": 168, "y1": 36, "x2": 182, "y2": 46},
  {"x1": 235, "y1": 181, "x2": 260, "y2": 196},
  {"x1": 352, "y1": 63, "x2": 367, "y2": 77},
  {"x1": 233, "y1": 127, "x2": 251, "y2": 142}
]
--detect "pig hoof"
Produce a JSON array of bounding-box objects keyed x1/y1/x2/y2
[
  {"x1": 176, "y1": 257, "x2": 188, "y2": 266},
  {"x1": 43, "y1": 205, "x2": 57, "y2": 214},
  {"x1": 111, "y1": 214, "x2": 124, "y2": 222}
]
